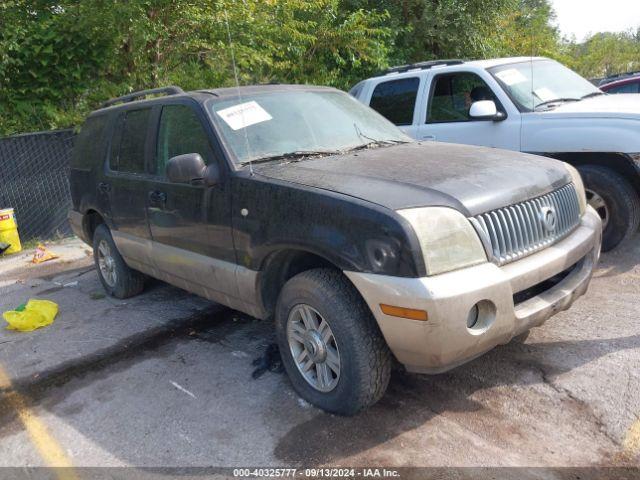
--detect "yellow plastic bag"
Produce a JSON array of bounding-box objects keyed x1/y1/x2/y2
[{"x1": 2, "y1": 299, "x2": 58, "y2": 332}]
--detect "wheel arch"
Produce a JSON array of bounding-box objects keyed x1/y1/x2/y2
[
  {"x1": 257, "y1": 248, "x2": 346, "y2": 318},
  {"x1": 82, "y1": 209, "x2": 106, "y2": 243},
  {"x1": 547, "y1": 152, "x2": 640, "y2": 197}
]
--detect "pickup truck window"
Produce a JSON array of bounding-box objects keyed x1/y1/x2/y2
[
  {"x1": 369, "y1": 77, "x2": 419, "y2": 126},
  {"x1": 156, "y1": 105, "x2": 216, "y2": 174},
  {"x1": 209, "y1": 90, "x2": 410, "y2": 164},
  {"x1": 427, "y1": 72, "x2": 499, "y2": 123},
  {"x1": 489, "y1": 59, "x2": 601, "y2": 111}
]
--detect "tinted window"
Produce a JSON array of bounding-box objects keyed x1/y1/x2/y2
[
  {"x1": 428, "y1": 72, "x2": 499, "y2": 123},
  {"x1": 605, "y1": 82, "x2": 639, "y2": 94},
  {"x1": 72, "y1": 115, "x2": 108, "y2": 170},
  {"x1": 112, "y1": 109, "x2": 151, "y2": 173},
  {"x1": 156, "y1": 105, "x2": 215, "y2": 175},
  {"x1": 369, "y1": 77, "x2": 419, "y2": 125}
]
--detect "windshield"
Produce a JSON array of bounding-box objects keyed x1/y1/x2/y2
[
  {"x1": 207, "y1": 90, "x2": 411, "y2": 164},
  {"x1": 489, "y1": 59, "x2": 602, "y2": 111}
]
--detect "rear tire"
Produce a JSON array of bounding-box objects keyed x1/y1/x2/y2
[
  {"x1": 275, "y1": 268, "x2": 391, "y2": 416},
  {"x1": 578, "y1": 165, "x2": 640, "y2": 252},
  {"x1": 93, "y1": 224, "x2": 145, "y2": 299}
]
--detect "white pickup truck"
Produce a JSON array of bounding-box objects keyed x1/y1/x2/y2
[{"x1": 350, "y1": 57, "x2": 640, "y2": 251}]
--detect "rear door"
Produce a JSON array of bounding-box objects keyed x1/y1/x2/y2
[
  {"x1": 416, "y1": 70, "x2": 521, "y2": 150},
  {"x1": 103, "y1": 107, "x2": 156, "y2": 270},
  {"x1": 146, "y1": 100, "x2": 235, "y2": 270}
]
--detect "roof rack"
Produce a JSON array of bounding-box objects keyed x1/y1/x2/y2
[
  {"x1": 383, "y1": 59, "x2": 464, "y2": 75},
  {"x1": 101, "y1": 86, "x2": 184, "y2": 108}
]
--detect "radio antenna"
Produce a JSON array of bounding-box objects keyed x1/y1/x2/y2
[{"x1": 224, "y1": 7, "x2": 254, "y2": 175}]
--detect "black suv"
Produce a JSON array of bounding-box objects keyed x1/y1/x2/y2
[{"x1": 69, "y1": 85, "x2": 601, "y2": 415}]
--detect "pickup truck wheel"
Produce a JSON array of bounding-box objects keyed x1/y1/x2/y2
[
  {"x1": 92, "y1": 224, "x2": 145, "y2": 299},
  {"x1": 578, "y1": 165, "x2": 640, "y2": 251},
  {"x1": 275, "y1": 268, "x2": 391, "y2": 415}
]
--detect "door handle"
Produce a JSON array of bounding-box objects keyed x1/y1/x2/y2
[
  {"x1": 148, "y1": 190, "x2": 167, "y2": 205},
  {"x1": 97, "y1": 182, "x2": 111, "y2": 193},
  {"x1": 421, "y1": 135, "x2": 436, "y2": 141}
]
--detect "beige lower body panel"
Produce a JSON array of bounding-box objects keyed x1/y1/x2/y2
[
  {"x1": 345, "y1": 207, "x2": 602, "y2": 374},
  {"x1": 112, "y1": 232, "x2": 265, "y2": 319}
]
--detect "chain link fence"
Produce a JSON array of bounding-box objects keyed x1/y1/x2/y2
[{"x1": 0, "y1": 129, "x2": 76, "y2": 242}]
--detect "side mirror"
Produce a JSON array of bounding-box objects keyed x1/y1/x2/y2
[
  {"x1": 469, "y1": 100, "x2": 505, "y2": 121},
  {"x1": 166, "y1": 153, "x2": 206, "y2": 184}
]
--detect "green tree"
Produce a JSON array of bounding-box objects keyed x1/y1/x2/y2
[
  {"x1": 0, "y1": 0, "x2": 392, "y2": 136},
  {"x1": 565, "y1": 31, "x2": 640, "y2": 79}
]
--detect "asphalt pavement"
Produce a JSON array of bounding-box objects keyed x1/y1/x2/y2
[{"x1": 0, "y1": 236, "x2": 639, "y2": 473}]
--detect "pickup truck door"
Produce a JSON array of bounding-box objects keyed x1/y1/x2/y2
[
  {"x1": 146, "y1": 101, "x2": 235, "y2": 277},
  {"x1": 415, "y1": 69, "x2": 521, "y2": 151}
]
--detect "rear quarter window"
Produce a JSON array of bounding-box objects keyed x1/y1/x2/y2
[
  {"x1": 71, "y1": 115, "x2": 108, "y2": 170},
  {"x1": 369, "y1": 77, "x2": 419, "y2": 126}
]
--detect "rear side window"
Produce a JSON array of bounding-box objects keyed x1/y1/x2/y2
[
  {"x1": 110, "y1": 108, "x2": 151, "y2": 173},
  {"x1": 605, "y1": 82, "x2": 639, "y2": 94},
  {"x1": 71, "y1": 115, "x2": 108, "y2": 170},
  {"x1": 155, "y1": 104, "x2": 215, "y2": 175},
  {"x1": 369, "y1": 77, "x2": 419, "y2": 126}
]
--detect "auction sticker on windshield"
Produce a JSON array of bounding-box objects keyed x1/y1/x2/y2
[
  {"x1": 495, "y1": 68, "x2": 527, "y2": 86},
  {"x1": 217, "y1": 101, "x2": 273, "y2": 130}
]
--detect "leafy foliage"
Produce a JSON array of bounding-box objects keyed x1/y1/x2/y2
[{"x1": 0, "y1": 0, "x2": 637, "y2": 136}]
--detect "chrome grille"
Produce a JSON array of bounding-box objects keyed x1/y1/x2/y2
[{"x1": 470, "y1": 183, "x2": 581, "y2": 266}]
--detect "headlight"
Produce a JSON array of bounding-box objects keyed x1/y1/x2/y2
[
  {"x1": 564, "y1": 163, "x2": 587, "y2": 215},
  {"x1": 398, "y1": 207, "x2": 487, "y2": 276},
  {"x1": 629, "y1": 153, "x2": 640, "y2": 165}
]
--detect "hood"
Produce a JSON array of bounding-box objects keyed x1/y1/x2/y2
[
  {"x1": 255, "y1": 142, "x2": 570, "y2": 216},
  {"x1": 541, "y1": 94, "x2": 640, "y2": 120}
]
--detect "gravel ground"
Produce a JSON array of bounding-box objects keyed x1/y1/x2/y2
[{"x1": 0, "y1": 236, "x2": 638, "y2": 475}]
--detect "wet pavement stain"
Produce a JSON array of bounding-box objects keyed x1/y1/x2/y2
[
  {"x1": 0, "y1": 305, "x2": 230, "y2": 431},
  {"x1": 252, "y1": 343, "x2": 284, "y2": 379}
]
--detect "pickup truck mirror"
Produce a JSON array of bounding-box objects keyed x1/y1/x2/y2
[
  {"x1": 166, "y1": 153, "x2": 207, "y2": 184},
  {"x1": 469, "y1": 100, "x2": 505, "y2": 121}
]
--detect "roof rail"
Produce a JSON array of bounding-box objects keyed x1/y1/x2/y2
[
  {"x1": 101, "y1": 86, "x2": 184, "y2": 108},
  {"x1": 382, "y1": 59, "x2": 464, "y2": 75}
]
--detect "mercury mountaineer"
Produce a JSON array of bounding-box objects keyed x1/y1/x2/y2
[{"x1": 68, "y1": 85, "x2": 602, "y2": 415}]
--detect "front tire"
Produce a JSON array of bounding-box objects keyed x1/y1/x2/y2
[
  {"x1": 275, "y1": 268, "x2": 391, "y2": 415},
  {"x1": 578, "y1": 165, "x2": 640, "y2": 252},
  {"x1": 93, "y1": 224, "x2": 145, "y2": 299}
]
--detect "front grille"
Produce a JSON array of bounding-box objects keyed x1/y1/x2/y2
[{"x1": 470, "y1": 183, "x2": 581, "y2": 266}]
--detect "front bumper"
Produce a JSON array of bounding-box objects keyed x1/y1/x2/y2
[{"x1": 346, "y1": 206, "x2": 602, "y2": 374}]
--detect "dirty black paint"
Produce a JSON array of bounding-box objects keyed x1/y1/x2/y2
[{"x1": 69, "y1": 84, "x2": 570, "y2": 290}]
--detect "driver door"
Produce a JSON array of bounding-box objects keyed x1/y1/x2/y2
[
  {"x1": 146, "y1": 101, "x2": 235, "y2": 275},
  {"x1": 416, "y1": 70, "x2": 521, "y2": 151}
]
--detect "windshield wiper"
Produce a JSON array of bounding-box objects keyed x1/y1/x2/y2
[
  {"x1": 581, "y1": 91, "x2": 605, "y2": 100},
  {"x1": 534, "y1": 98, "x2": 580, "y2": 110},
  {"x1": 344, "y1": 139, "x2": 409, "y2": 152},
  {"x1": 239, "y1": 150, "x2": 340, "y2": 166}
]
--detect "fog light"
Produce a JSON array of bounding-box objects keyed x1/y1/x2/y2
[
  {"x1": 466, "y1": 305, "x2": 479, "y2": 329},
  {"x1": 466, "y1": 300, "x2": 497, "y2": 334}
]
